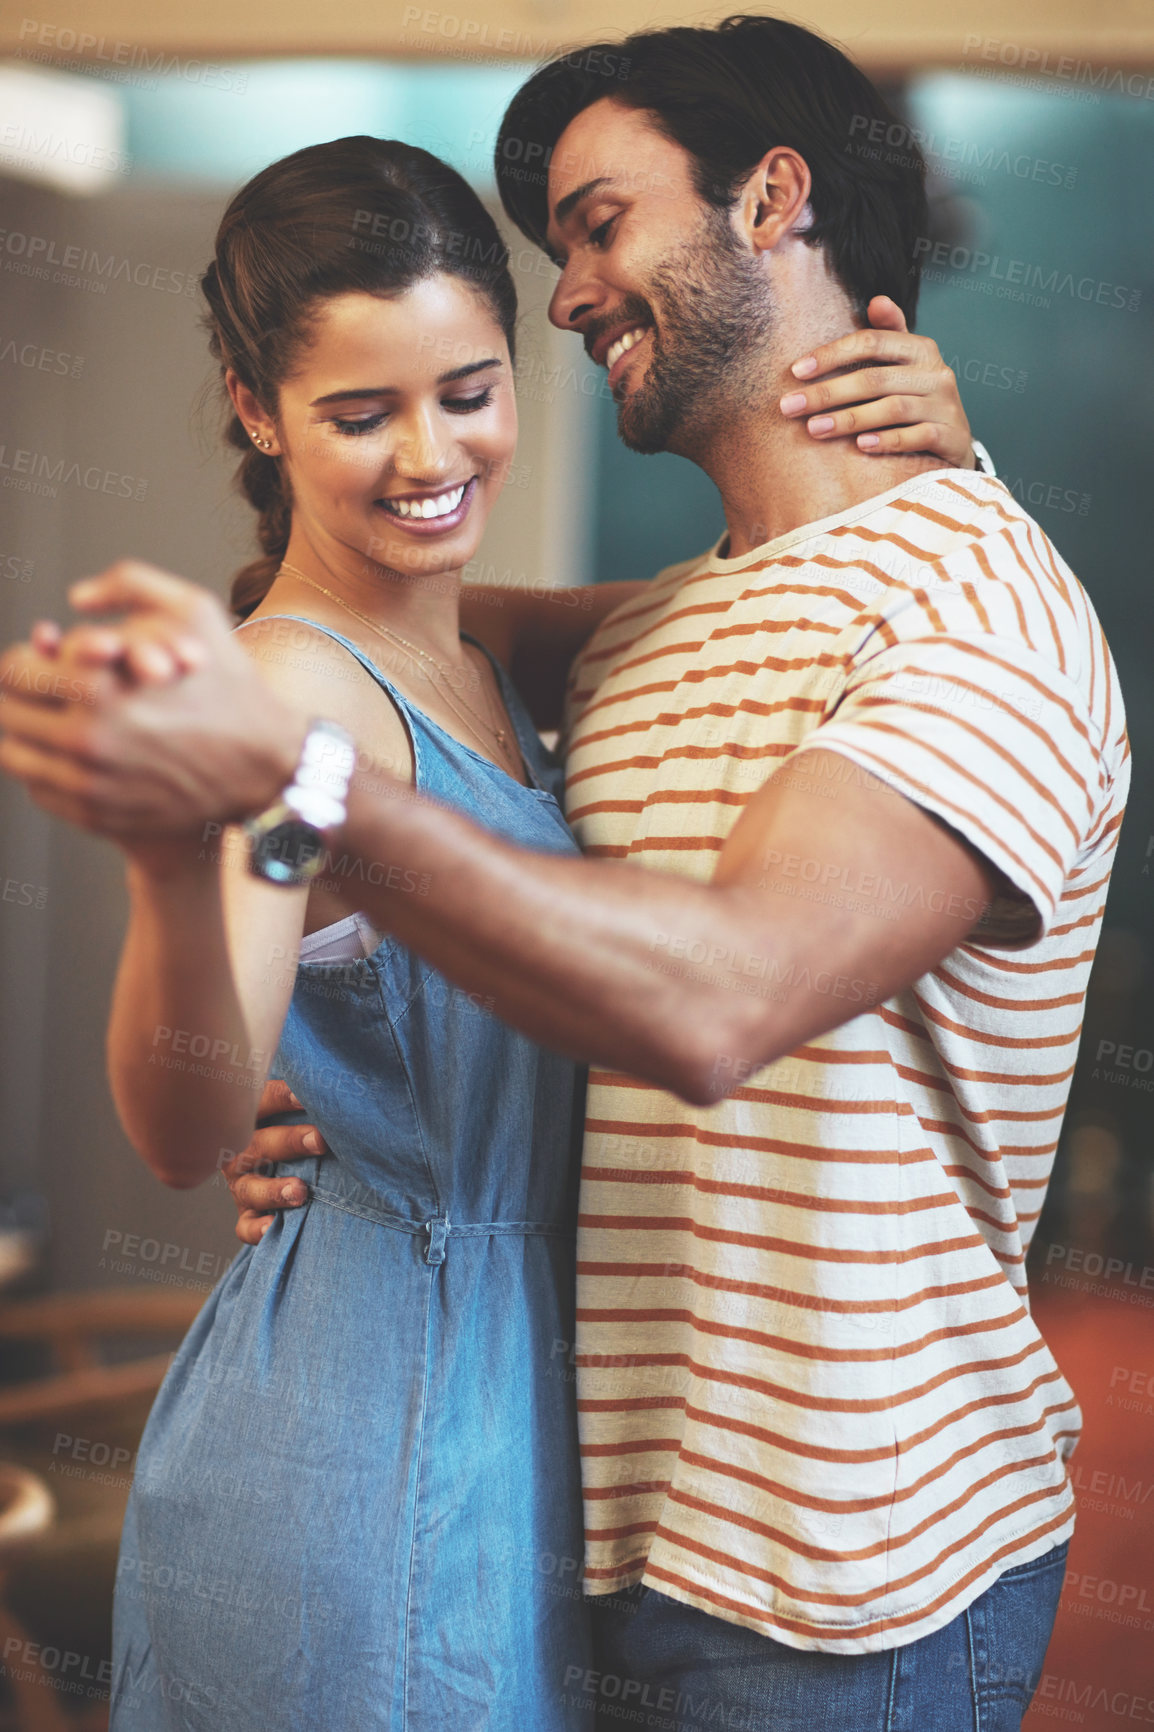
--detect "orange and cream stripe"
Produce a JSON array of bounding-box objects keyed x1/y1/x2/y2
[{"x1": 563, "y1": 471, "x2": 1128, "y2": 1654}]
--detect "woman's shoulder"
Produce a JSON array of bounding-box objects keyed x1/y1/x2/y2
[{"x1": 233, "y1": 612, "x2": 413, "y2": 784}]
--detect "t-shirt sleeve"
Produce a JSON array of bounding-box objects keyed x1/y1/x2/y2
[{"x1": 803, "y1": 584, "x2": 1110, "y2": 944}]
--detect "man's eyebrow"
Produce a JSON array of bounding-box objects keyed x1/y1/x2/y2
[
  {"x1": 309, "y1": 359, "x2": 501, "y2": 406},
  {"x1": 551, "y1": 175, "x2": 613, "y2": 230}
]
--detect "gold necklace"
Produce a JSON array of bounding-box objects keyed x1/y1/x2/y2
[{"x1": 276, "y1": 562, "x2": 520, "y2": 771}]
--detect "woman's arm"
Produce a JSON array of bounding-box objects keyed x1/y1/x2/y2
[
  {"x1": 105, "y1": 622, "x2": 321, "y2": 1185},
  {"x1": 102, "y1": 615, "x2": 414, "y2": 1187},
  {"x1": 107, "y1": 838, "x2": 305, "y2": 1187}
]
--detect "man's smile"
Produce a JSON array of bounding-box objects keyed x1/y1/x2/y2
[{"x1": 605, "y1": 326, "x2": 652, "y2": 388}]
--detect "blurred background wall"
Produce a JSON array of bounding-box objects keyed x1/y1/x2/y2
[{"x1": 0, "y1": 2, "x2": 1151, "y2": 1726}]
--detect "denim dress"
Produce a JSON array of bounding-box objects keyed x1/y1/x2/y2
[{"x1": 110, "y1": 622, "x2": 593, "y2": 1731}]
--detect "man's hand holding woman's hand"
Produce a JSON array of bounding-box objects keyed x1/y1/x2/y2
[{"x1": 0, "y1": 561, "x2": 305, "y2": 851}]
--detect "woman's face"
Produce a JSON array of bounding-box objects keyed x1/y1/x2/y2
[{"x1": 272, "y1": 275, "x2": 518, "y2": 580}]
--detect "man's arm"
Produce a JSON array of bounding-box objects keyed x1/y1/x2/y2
[
  {"x1": 329, "y1": 746, "x2": 995, "y2": 1103},
  {"x1": 459, "y1": 580, "x2": 647, "y2": 729},
  {"x1": 0, "y1": 566, "x2": 996, "y2": 1106}
]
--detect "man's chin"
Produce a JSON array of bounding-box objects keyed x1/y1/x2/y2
[{"x1": 615, "y1": 391, "x2": 678, "y2": 457}]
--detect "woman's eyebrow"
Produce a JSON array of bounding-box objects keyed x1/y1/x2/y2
[
  {"x1": 438, "y1": 358, "x2": 502, "y2": 385},
  {"x1": 310, "y1": 359, "x2": 501, "y2": 406}
]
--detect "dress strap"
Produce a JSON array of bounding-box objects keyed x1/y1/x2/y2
[
  {"x1": 459, "y1": 629, "x2": 551, "y2": 789},
  {"x1": 233, "y1": 613, "x2": 419, "y2": 719},
  {"x1": 236, "y1": 612, "x2": 547, "y2": 793}
]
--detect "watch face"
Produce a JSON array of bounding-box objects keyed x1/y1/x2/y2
[{"x1": 252, "y1": 820, "x2": 325, "y2": 886}]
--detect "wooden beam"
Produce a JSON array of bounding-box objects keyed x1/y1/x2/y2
[{"x1": 3, "y1": 0, "x2": 1152, "y2": 73}]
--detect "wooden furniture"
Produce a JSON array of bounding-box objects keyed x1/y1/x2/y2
[
  {"x1": 0, "y1": 1289, "x2": 203, "y2": 1429},
  {"x1": 0, "y1": 1287, "x2": 204, "y2": 1730},
  {"x1": 0, "y1": 1463, "x2": 67, "y2": 1732}
]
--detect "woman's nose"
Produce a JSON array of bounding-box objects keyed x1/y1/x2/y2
[{"x1": 392, "y1": 408, "x2": 452, "y2": 478}]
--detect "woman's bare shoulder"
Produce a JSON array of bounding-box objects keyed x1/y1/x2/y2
[{"x1": 233, "y1": 613, "x2": 413, "y2": 786}]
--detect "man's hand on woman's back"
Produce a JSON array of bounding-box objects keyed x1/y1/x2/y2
[{"x1": 223, "y1": 1078, "x2": 329, "y2": 1245}]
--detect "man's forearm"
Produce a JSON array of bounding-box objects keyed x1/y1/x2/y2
[
  {"x1": 324, "y1": 746, "x2": 996, "y2": 1100},
  {"x1": 329, "y1": 777, "x2": 874, "y2": 1103},
  {"x1": 332, "y1": 784, "x2": 749, "y2": 1098}
]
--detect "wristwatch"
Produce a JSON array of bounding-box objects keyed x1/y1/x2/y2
[
  {"x1": 245, "y1": 719, "x2": 357, "y2": 887},
  {"x1": 971, "y1": 439, "x2": 997, "y2": 477}
]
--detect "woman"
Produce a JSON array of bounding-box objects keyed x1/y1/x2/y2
[
  {"x1": 1, "y1": 136, "x2": 977, "y2": 1730},
  {"x1": 102, "y1": 135, "x2": 597, "y2": 1732}
]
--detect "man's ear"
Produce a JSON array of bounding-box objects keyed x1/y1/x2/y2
[{"x1": 734, "y1": 147, "x2": 813, "y2": 256}]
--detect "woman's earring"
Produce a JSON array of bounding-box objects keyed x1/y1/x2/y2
[{"x1": 251, "y1": 433, "x2": 274, "y2": 451}]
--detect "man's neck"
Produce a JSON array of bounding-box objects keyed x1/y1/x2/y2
[
  {"x1": 677, "y1": 289, "x2": 947, "y2": 560},
  {"x1": 708, "y1": 421, "x2": 946, "y2": 560}
]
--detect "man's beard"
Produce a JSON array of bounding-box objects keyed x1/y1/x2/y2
[{"x1": 614, "y1": 204, "x2": 774, "y2": 457}]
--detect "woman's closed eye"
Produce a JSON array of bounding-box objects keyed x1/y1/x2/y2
[
  {"x1": 332, "y1": 412, "x2": 387, "y2": 437},
  {"x1": 330, "y1": 388, "x2": 494, "y2": 436},
  {"x1": 443, "y1": 387, "x2": 495, "y2": 415}
]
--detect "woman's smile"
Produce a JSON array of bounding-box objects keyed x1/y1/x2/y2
[{"x1": 376, "y1": 475, "x2": 478, "y2": 532}]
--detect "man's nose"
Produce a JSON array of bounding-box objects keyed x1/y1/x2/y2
[{"x1": 547, "y1": 261, "x2": 599, "y2": 336}]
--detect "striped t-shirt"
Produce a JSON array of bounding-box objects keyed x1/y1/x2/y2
[{"x1": 562, "y1": 470, "x2": 1128, "y2": 1653}]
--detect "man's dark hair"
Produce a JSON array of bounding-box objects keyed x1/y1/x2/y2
[{"x1": 495, "y1": 14, "x2": 926, "y2": 323}]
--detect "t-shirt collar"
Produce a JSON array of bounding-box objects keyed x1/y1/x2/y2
[{"x1": 707, "y1": 470, "x2": 992, "y2": 573}]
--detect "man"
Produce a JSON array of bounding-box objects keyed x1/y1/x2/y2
[{"x1": 0, "y1": 17, "x2": 1124, "y2": 1727}]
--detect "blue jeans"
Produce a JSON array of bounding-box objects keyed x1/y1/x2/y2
[{"x1": 587, "y1": 1543, "x2": 1067, "y2": 1731}]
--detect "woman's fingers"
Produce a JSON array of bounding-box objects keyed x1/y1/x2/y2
[
  {"x1": 863, "y1": 294, "x2": 908, "y2": 333},
  {"x1": 787, "y1": 391, "x2": 943, "y2": 441},
  {"x1": 115, "y1": 622, "x2": 207, "y2": 684},
  {"x1": 782, "y1": 304, "x2": 973, "y2": 461},
  {"x1": 58, "y1": 621, "x2": 205, "y2": 687},
  {"x1": 857, "y1": 421, "x2": 959, "y2": 457},
  {"x1": 778, "y1": 321, "x2": 972, "y2": 466},
  {"x1": 787, "y1": 323, "x2": 929, "y2": 383},
  {"x1": 221, "y1": 1117, "x2": 326, "y2": 1243},
  {"x1": 781, "y1": 362, "x2": 944, "y2": 420}
]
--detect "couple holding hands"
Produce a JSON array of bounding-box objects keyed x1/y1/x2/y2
[{"x1": 0, "y1": 16, "x2": 1126, "y2": 1731}]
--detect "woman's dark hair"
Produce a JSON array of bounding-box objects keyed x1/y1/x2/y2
[
  {"x1": 495, "y1": 15, "x2": 927, "y2": 324},
  {"x1": 201, "y1": 136, "x2": 518, "y2": 618}
]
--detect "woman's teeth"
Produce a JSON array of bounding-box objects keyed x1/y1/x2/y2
[
  {"x1": 381, "y1": 483, "x2": 466, "y2": 519},
  {"x1": 605, "y1": 326, "x2": 648, "y2": 371}
]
